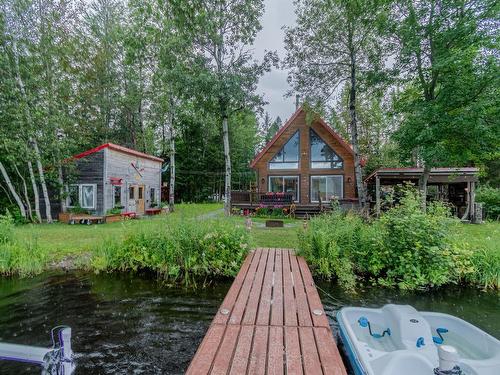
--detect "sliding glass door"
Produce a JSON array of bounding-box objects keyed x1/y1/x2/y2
[
  {"x1": 269, "y1": 176, "x2": 299, "y2": 201},
  {"x1": 310, "y1": 175, "x2": 343, "y2": 202}
]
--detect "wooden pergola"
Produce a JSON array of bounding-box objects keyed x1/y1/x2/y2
[{"x1": 364, "y1": 167, "x2": 480, "y2": 222}]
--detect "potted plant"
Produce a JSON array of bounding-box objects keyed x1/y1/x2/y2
[
  {"x1": 160, "y1": 201, "x2": 169, "y2": 214},
  {"x1": 105, "y1": 206, "x2": 123, "y2": 223}
]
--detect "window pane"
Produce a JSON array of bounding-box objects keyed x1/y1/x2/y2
[
  {"x1": 310, "y1": 129, "x2": 343, "y2": 169},
  {"x1": 129, "y1": 186, "x2": 135, "y2": 199},
  {"x1": 270, "y1": 131, "x2": 299, "y2": 165},
  {"x1": 150, "y1": 188, "x2": 156, "y2": 205},
  {"x1": 68, "y1": 186, "x2": 78, "y2": 207},
  {"x1": 311, "y1": 176, "x2": 343, "y2": 202},
  {"x1": 138, "y1": 187, "x2": 143, "y2": 199},
  {"x1": 283, "y1": 177, "x2": 298, "y2": 201},
  {"x1": 269, "y1": 177, "x2": 284, "y2": 193},
  {"x1": 81, "y1": 185, "x2": 95, "y2": 208},
  {"x1": 269, "y1": 162, "x2": 299, "y2": 170},
  {"x1": 114, "y1": 186, "x2": 121, "y2": 207}
]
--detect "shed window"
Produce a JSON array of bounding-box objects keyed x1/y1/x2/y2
[
  {"x1": 66, "y1": 184, "x2": 96, "y2": 209},
  {"x1": 269, "y1": 176, "x2": 299, "y2": 201},
  {"x1": 113, "y1": 185, "x2": 122, "y2": 207},
  {"x1": 129, "y1": 186, "x2": 135, "y2": 199},
  {"x1": 81, "y1": 184, "x2": 96, "y2": 209},
  {"x1": 150, "y1": 188, "x2": 157, "y2": 206},
  {"x1": 67, "y1": 185, "x2": 79, "y2": 207},
  {"x1": 269, "y1": 131, "x2": 299, "y2": 169},
  {"x1": 311, "y1": 176, "x2": 343, "y2": 202},
  {"x1": 310, "y1": 129, "x2": 343, "y2": 169}
]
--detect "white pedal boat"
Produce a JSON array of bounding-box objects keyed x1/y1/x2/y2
[{"x1": 337, "y1": 304, "x2": 500, "y2": 375}]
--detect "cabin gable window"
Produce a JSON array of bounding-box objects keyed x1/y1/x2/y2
[
  {"x1": 269, "y1": 176, "x2": 299, "y2": 201},
  {"x1": 310, "y1": 129, "x2": 343, "y2": 169},
  {"x1": 310, "y1": 175, "x2": 343, "y2": 202},
  {"x1": 269, "y1": 131, "x2": 299, "y2": 170}
]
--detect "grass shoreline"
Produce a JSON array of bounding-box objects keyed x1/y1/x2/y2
[{"x1": 1, "y1": 203, "x2": 498, "y2": 291}]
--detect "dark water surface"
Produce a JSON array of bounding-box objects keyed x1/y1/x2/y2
[
  {"x1": 0, "y1": 273, "x2": 498, "y2": 375},
  {"x1": 0, "y1": 272, "x2": 230, "y2": 374}
]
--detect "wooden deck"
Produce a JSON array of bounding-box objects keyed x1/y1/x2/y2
[{"x1": 187, "y1": 248, "x2": 347, "y2": 375}]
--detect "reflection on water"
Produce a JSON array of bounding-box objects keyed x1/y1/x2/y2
[{"x1": 0, "y1": 272, "x2": 230, "y2": 374}]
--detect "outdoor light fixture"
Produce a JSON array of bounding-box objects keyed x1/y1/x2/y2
[
  {"x1": 261, "y1": 178, "x2": 265, "y2": 184},
  {"x1": 347, "y1": 177, "x2": 352, "y2": 183}
]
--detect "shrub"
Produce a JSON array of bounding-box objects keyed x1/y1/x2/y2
[
  {"x1": 476, "y1": 186, "x2": 500, "y2": 220},
  {"x1": 91, "y1": 218, "x2": 250, "y2": 285},
  {"x1": 299, "y1": 188, "x2": 475, "y2": 291},
  {"x1": 375, "y1": 190, "x2": 463, "y2": 289}
]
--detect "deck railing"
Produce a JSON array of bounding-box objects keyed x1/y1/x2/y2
[{"x1": 231, "y1": 191, "x2": 294, "y2": 207}]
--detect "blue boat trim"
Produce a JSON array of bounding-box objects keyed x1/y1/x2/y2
[{"x1": 337, "y1": 310, "x2": 368, "y2": 375}]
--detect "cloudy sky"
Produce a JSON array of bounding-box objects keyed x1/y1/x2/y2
[{"x1": 254, "y1": 0, "x2": 296, "y2": 124}]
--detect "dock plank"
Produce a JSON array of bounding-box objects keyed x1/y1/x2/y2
[
  {"x1": 187, "y1": 248, "x2": 346, "y2": 375},
  {"x1": 270, "y1": 249, "x2": 284, "y2": 326}
]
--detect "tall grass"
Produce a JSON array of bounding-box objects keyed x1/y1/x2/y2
[
  {"x1": 91, "y1": 217, "x2": 250, "y2": 285},
  {"x1": 0, "y1": 213, "x2": 47, "y2": 276}
]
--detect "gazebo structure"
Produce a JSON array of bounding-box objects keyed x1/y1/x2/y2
[{"x1": 364, "y1": 167, "x2": 480, "y2": 222}]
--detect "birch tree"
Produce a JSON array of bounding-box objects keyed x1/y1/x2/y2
[
  {"x1": 174, "y1": 0, "x2": 277, "y2": 215},
  {"x1": 284, "y1": 0, "x2": 389, "y2": 210}
]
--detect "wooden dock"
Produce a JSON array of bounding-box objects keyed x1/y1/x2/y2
[{"x1": 187, "y1": 248, "x2": 347, "y2": 375}]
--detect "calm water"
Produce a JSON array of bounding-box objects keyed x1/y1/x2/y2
[
  {"x1": 0, "y1": 273, "x2": 498, "y2": 374},
  {"x1": 0, "y1": 272, "x2": 231, "y2": 374}
]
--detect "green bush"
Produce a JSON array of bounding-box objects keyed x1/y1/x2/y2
[
  {"x1": 298, "y1": 188, "x2": 474, "y2": 291},
  {"x1": 476, "y1": 186, "x2": 500, "y2": 220},
  {"x1": 91, "y1": 218, "x2": 250, "y2": 285},
  {"x1": 375, "y1": 190, "x2": 467, "y2": 289}
]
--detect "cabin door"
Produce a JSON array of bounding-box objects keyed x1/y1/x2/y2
[{"x1": 136, "y1": 185, "x2": 145, "y2": 214}]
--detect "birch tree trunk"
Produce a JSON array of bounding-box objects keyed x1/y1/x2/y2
[
  {"x1": 31, "y1": 138, "x2": 52, "y2": 222},
  {"x1": 348, "y1": 51, "x2": 366, "y2": 211},
  {"x1": 0, "y1": 161, "x2": 26, "y2": 218},
  {"x1": 12, "y1": 40, "x2": 53, "y2": 222},
  {"x1": 222, "y1": 115, "x2": 232, "y2": 216},
  {"x1": 28, "y1": 161, "x2": 42, "y2": 223},
  {"x1": 168, "y1": 107, "x2": 175, "y2": 213},
  {"x1": 419, "y1": 164, "x2": 431, "y2": 211},
  {"x1": 14, "y1": 163, "x2": 33, "y2": 222}
]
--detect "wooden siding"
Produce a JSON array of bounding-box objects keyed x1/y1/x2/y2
[
  {"x1": 253, "y1": 111, "x2": 357, "y2": 204},
  {"x1": 73, "y1": 150, "x2": 105, "y2": 214},
  {"x1": 104, "y1": 148, "x2": 162, "y2": 213}
]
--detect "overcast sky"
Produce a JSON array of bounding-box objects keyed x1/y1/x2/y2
[{"x1": 254, "y1": 0, "x2": 296, "y2": 124}]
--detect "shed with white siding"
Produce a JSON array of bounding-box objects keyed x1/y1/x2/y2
[{"x1": 63, "y1": 143, "x2": 163, "y2": 216}]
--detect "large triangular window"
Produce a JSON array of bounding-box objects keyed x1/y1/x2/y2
[
  {"x1": 310, "y1": 129, "x2": 343, "y2": 169},
  {"x1": 269, "y1": 131, "x2": 299, "y2": 169}
]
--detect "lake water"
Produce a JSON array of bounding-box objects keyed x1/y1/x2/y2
[{"x1": 0, "y1": 273, "x2": 498, "y2": 374}]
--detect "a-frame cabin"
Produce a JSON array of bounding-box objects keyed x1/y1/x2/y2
[{"x1": 232, "y1": 107, "x2": 359, "y2": 216}]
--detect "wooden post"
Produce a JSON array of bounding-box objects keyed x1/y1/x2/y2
[
  {"x1": 461, "y1": 181, "x2": 470, "y2": 221},
  {"x1": 375, "y1": 176, "x2": 381, "y2": 217},
  {"x1": 470, "y1": 181, "x2": 475, "y2": 222}
]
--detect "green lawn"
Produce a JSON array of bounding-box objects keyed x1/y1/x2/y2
[
  {"x1": 11, "y1": 204, "x2": 499, "y2": 267},
  {"x1": 14, "y1": 203, "x2": 223, "y2": 259}
]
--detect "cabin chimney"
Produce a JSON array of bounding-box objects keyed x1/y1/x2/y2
[{"x1": 295, "y1": 94, "x2": 300, "y2": 110}]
